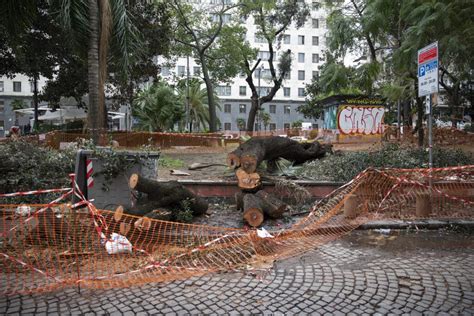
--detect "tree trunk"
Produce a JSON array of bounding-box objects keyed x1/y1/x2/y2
[
  {"x1": 243, "y1": 194, "x2": 264, "y2": 227},
  {"x1": 255, "y1": 190, "x2": 288, "y2": 219},
  {"x1": 33, "y1": 74, "x2": 39, "y2": 131},
  {"x1": 246, "y1": 95, "x2": 259, "y2": 133},
  {"x1": 235, "y1": 191, "x2": 245, "y2": 211},
  {"x1": 236, "y1": 168, "x2": 261, "y2": 191},
  {"x1": 200, "y1": 54, "x2": 217, "y2": 132},
  {"x1": 228, "y1": 136, "x2": 331, "y2": 173},
  {"x1": 88, "y1": 0, "x2": 100, "y2": 144},
  {"x1": 129, "y1": 174, "x2": 208, "y2": 215}
]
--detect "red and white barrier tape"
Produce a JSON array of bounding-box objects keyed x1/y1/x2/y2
[{"x1": 0, "y1": 188, "x2": 71, "y2": 198}]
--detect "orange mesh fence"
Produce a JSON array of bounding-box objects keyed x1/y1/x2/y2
[{"x1": 1, "y1": 165, "x2": 473, "y2": 295}]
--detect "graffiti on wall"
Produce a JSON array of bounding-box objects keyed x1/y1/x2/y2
[{"x1": 337, "y1": 106, "x2": 385, "y2": 135}]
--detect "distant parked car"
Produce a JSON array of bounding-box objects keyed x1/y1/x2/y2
[{"x1": 290, "y1": 136, "x2": 308, "y2": 142}]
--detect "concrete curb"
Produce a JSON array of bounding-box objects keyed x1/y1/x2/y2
[{"x1": 358, "y1": 219, "x2": 474, "y2": 230}]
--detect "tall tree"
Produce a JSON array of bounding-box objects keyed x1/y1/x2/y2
[
  {"x1": 177, "y1": 78, "x2": 220, "y2": 132},
  {"x1": 237, "y1": 0, "x2": 310, "y2": 132},
  {"x1": 53, "y1": 0, "x2": 142, "y2": 143},
  {"x1": 167, "y1": 0, "x2": 241, "y2": 132},
  {"x1": 0, "y1": 0, "x2": 63, "y2": 129}
]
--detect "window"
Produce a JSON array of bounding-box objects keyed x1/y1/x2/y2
[
  {"x1": 254, "y1": 69, "x2": 272, "y2": 79},
  {"x1": 257, "y1": 51, "x2": 271, "y2": 61},
  {"x1": 0, "y1": 81, "x2": 3, "y2": 92},
  {"x1": 298, "y1": 70, "x2": 305, "y2": 80},
  {"x1": 312, "y1": 18, "x2": 319, "y2": 28},
  {"x1": 216, "y1": 85, "x2": 231, "y2": 96},
  {"x1": 298, "y1": 35, "x2": 305, "y2": 45},
  {"x1": 312, "y1": 54, "x2": 320, "y2": 63},
  {"x1": 284, "y1": 105, "x2": 291, "y2": 115},
  {"x1": 269, "y1": 104, "x2": 276, "y2": 114},
  {"x1": 298, "y1": 53, "x2": 305, "y2": 63},
  {"x1": 239, "y1": 86, "x2": 246, "y2": 96},
  {"x1": 224, "y1": 123, "x2": 231, "y2": 130},
  {"x1": 284, "y1": 87, "x2": 290, "y2": 97},
  {"x1": 312, "y1": 123, "x2": 319, "y2": 129},
  {"x1": 238, "y1": 120, "x2": 246, "y2": 130},
  {"x1": 258, "y1": 86, "x2": 271, "y2": 96},
  {"x1": 30, "y1": 81, "x2": 35, "y2": 93},
  {"x1": 312, "y1": 1, "x2": 321, "y2": 9},
  {"x1": 239, "y1": 104, "x2": 246, "y2": 113},
  {"x1": 312, "y1": 36, "x2": 319, "y2": 46},
  {"x1": 298, "y1": 88, "x2": 306, "y2": 97},
  {"x1": 177, "y1": 65, "x2": 186, "y2": 76},
  {"x1": 13, "y1": 81, "x2": 21, "y2": 92},
  {"x1": 193, "y1": 66, "x2": 201, "y2": 76},
  {"x1": 0, "y1": 101, "x2": 4, "y2": 114},
  {"x1": 284, "y1": 72, "x2": 290, "y2": 79},
  {"x1": 239, "y1": 71, "x2": 246, "y2": 78},
  {"x1": 161, "y1": 66, "x2": 170, "y2": 76},
  {"x1": 211, "y1": 13, "x2": 231, "y2": 24},
  {"x1": 224, "y1": 104, "x2": 231, "y2": 113},
  {"x1": 284, "y1": 123, "x2": 290, "y2": 130},
  {"x1": 313, "y1": 71, "x2": 319, "y2": 78},
  {"x1": 269, "y1": 123, "x2": 276, "y2": 131},
  {"x1": 283, "y1": 34, "x2": 290, "y2": 44}
]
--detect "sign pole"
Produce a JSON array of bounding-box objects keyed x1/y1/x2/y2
[{"x1": 428, "y1": 95, "x2": 433, "y2": 169}]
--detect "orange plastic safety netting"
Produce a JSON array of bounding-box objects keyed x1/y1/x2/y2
[{"x1": 1, "y1": 166, "x2": 473, "y2": 295}]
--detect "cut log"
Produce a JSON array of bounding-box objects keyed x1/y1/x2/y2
[
  {"x1": 255, "y1": 191, "x2": 288, "y2": 219},
  {"x1": 226, "y1": 152, "x2": 241, "y2": 169},
  {"x1": 243, "y1": 194, "x2": 264, "y2": 227},
  {"x1": 129, "y1": 174, "x2": 208, "y2": 216},
  {"x1": 236, "y1": 168, "x2": 261, "y2": 192},
  {"x1": 134, "y1": 216, "x2": 152, "y2": 231},
  {"x1": 142, "y1": 208, "x2": 173, "y2": 221},
  {"x1": 119, "y1": 222, "x2": 131, "y2": 235},
  {"x1": 235, "y1": 192, "x2": 245, "y2": 211},
  {"x1": 227, "y1": 136, "x2": 331, "y2": 173},
  {"x1": 114, "y1": 205, "x2": 124, "y2": 222}
]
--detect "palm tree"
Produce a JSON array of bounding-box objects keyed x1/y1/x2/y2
[
  {"x1": 177, "y1": 78, "x2": 221, "y2": 132},
  {"x1": 54, "y1": 0, "x2": 141, "y2": 143},
  {"x1": 259, "y1": 109, "x2": 271, "y2": 133},
  {"x1": 236, "y1": 118, "x2": 246, "y2": 136},
  {"x1": 133, "y1": 83, "x2": 184, "y2": 132}
]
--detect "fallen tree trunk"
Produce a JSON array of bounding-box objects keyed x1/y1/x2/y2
[
  {"x1": 129, "y1": 174, "x2": 208, "y2": 216},
  {"x1": 236, "y1": 168, "x2": 261, "y2": 191},
  {"x1": 227, "y1": 136, "x2": 331, "y2": 173},
  {"x1": 243, "y1": 194, "x2": 264, "y2": 227},
  {"x1": 255, "y1": 191, "x2": 288, "y2": 219}
]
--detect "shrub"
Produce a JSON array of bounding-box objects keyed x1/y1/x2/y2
[
  {"x1": 297, "y1": 143, "x2": 474, "y2": 182},
  {"x1": 0, "y1": 141, "x2": 76, "y2": 203}
]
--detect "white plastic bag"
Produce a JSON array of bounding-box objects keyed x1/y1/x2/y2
[
  {"x1": 105, "y1": 233, "x2": 132, "y2": 255},
  {"x1": 257, "y1": 227, "x2": 274, "y2": 239}
]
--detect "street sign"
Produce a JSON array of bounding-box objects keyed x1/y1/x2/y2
[{"x1": 418, "y1": 42, "x2": 439, "y2": 97}]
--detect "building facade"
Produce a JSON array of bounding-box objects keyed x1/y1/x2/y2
[
  {"x1": 0, "y1": 74, "x2": 48, "y2": 137},
  {"x1": 159, "y1": 0, "x2": 328, "y2": 132}
]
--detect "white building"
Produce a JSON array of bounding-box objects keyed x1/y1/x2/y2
[
  {"x1": 160, "y1": 0, "x2": 328, "y2": 132},
  {"x1": 0, "y1": 74, "x2": 48, "y2": 137}
]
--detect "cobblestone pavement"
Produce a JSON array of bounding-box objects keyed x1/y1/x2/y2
[{"x1": 1, "y1": 229, "x2": 473, "y2": 315}]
